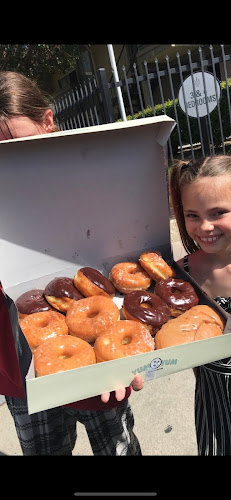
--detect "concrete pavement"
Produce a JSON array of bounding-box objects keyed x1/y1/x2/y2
[{"x1": 0, "y1": 219, "x2": 197, "y2": 455}]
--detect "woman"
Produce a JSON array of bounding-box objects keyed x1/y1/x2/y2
[{"x1": 0, "y1": 71, "x2": 144, "y2": 456}]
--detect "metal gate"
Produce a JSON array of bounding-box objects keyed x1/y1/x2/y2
[{"x1": 53, "y1": 44, "x2": 231, "y2": 161}]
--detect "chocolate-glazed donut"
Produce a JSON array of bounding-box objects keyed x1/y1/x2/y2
[
  {"x1": 122, "y1": 290, "x2": 171, "y2": 334},
  {"x1": 154, "y1": 278, "x2": 199, "y2": 317},
  {"x1": 74, "y1": 267, "x2": 115, "y2": 298},
  {"x1": 16, "y1": 289, "x2": 54, "y2": 320},
  {"x1": 44, "y1": 277, "x2": 84, "y2": 313}
]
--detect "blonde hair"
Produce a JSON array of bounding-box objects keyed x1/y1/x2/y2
[
  {"x1": 0, "y1": 71, "x2": 59, "y2": 137},
  {"x1": 170, "y1": 155, "x2": 231, "y2": 254}
]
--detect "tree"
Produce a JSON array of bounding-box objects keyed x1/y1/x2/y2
[{"x1": 0, "y1": 44, "x2": 83, "y2": 93}]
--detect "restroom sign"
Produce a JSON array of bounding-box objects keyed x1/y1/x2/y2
[{"x1": 178, "y1": 71, "x2": 221, "y2": 118}]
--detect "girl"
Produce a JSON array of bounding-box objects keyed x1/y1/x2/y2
[
  {"x1": 170, "y1": 155, "x2": 231, "y2": 456},
  {"x1": 0, "y1": 70, "x2": 143, "y2": 456}
]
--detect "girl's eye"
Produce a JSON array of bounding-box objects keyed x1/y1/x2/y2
[
  {"x1": 212, "y1": 210, "x2": 227, "y2": 217},
  {"x1": 185, "y1": 213, "x2": 198, "y2": 219}
]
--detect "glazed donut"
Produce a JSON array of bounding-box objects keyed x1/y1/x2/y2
[
  {"x1": 155, "y1": 305, "x2": 225, "y2": 349},
  {"x1": 65, "y1": 295, "x2": 120, "y2": 343},
  {"x1": 15, "y1": 289, "x2": 54, "y2": 320},
  {"x1": 44, "y1": 277, "x2": 84, "y2": 313},
  {"x1": 155, "y1": 278, "x2": 199, "y2": 317},
  {"x1": 139, "y1": 251, "x2": 176, "y2": 283},
  {"x1": 94, "y1": 320, "x2": 154, "y2": 362},
  {"x1": 34, "y1": 335, "x2": 96, "y2": 377},
  {"x1": 122, "y1": 290, "x2": 171, "y2": 334},
  {"x1": 20, "y1": 310, "x2": 68, "y2": 352},
  {"x1": 109, "y1": 262, "x2": 152, "y2": 294},
  {"x1": 74, "y1": 267, "x2": 115, "y2": 298}
]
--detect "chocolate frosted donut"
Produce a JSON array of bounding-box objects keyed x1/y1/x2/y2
[
  {"x1": 154, "y1": 278, "x2": 199, "y2": 317},
  {"x1": 74, "y1": 267, "x2": 115, "y2": 298},
  {"x1": 122, "y1": 290, "x2": 171, "y2": 334},
  {"x1": 44, "y1": 277, "x2": 84, "y2": 313},
  {"x1": 16, "y1": 289, "x2": 53, "y2": 320}
]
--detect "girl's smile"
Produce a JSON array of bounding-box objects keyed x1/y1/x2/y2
[
  {"x1": 181, "y1": 175, "x2": 231, "y2": 254},
  {"x1": 198, "y1": 234, "x2": 222, "y2": 244}
]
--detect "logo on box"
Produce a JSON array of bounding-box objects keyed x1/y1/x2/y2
[{"x1": 132, "y1": 357, "x2": 178, "y2": 381}]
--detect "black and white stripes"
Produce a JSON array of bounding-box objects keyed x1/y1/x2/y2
[{"x1": 183, "y1": 254, "x2": 231, "y2": 455}]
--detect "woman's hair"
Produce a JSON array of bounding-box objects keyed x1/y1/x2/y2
[
  {"x1": 170, "y1": 155, "x2": 231, "y2": 254},
  {"x1": 0, "y1": 71, "x2": 59, "y2": 137}
]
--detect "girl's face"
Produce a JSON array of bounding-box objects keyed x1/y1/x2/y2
[{"x1": 181, "y1": 175, "x2": 231, "y2": 254}]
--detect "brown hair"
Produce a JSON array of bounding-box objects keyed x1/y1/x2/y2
[
  {"x1": 0, "y1": 71, "x2": 59, "y2": 137},
  {"x1": 170, "y1": 155, "x2": 231, "y2": 254}
]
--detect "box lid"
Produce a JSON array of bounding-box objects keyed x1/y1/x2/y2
[{"x1": 0, "y1": 116, "x2": 175, "y2": 289}]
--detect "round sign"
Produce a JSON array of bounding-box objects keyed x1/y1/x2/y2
[{"x1": 178, "y1": 71, "x2": 221, "y2": 118}]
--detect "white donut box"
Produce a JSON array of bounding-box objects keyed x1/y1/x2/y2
[{"x1": 1, "y1": 116, "x2": 231, "y2": 415}]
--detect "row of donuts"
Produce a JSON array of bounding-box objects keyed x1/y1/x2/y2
[{"x1": 16, "y1": 251, "x2": 199, "y2": 326}]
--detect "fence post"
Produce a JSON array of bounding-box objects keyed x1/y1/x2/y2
[
  {"x1": 97, "y1": 68, "x2": 115, "y2": 123},
  {"x1": 200, "y1": 117, "x2": 210, "y2": 155}
]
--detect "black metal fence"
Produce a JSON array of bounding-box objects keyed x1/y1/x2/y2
[{"x1": 53, "y1": 44, "x2": 231, "y2": 161}]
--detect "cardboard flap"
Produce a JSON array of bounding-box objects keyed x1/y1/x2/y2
[
  {"x1": 0, "y1": 117, "x2": 175, "y2": 289},
  {"x1": 0, "y1": 115, "x2": 176, "y2": 145}
]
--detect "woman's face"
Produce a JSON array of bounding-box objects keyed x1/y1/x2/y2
[
  {"x1": 181, "y1": 175, "x2": 231, "y2": 254},
  {"x1": 0, "y1": 109, "x2": 53, "y2": 141}
]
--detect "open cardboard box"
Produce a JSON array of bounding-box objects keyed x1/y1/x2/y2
[{"x1": 1, "y1": 116, "x2": 231, "y2": 414}]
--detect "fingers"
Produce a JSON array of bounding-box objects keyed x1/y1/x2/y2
[
  {"x1": 132, "y1": 375, "x2": 144, "y2": 391},
  {"x1": 115, "y1": 387, "x2": 126, "y2": 401},
  {"x1": 100, "y1": 387, "x2": 126, "y2": 404},
  {"x1": 100, "y1": 376, "x2": 144, "y2": 404},
  {"x1": 100, "y1": 392, "x2": 110, "y2": 404}
]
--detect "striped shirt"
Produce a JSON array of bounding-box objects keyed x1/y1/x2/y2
[{"x1": 183, "y1": 254, "x2": 231, "y2": 455}]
